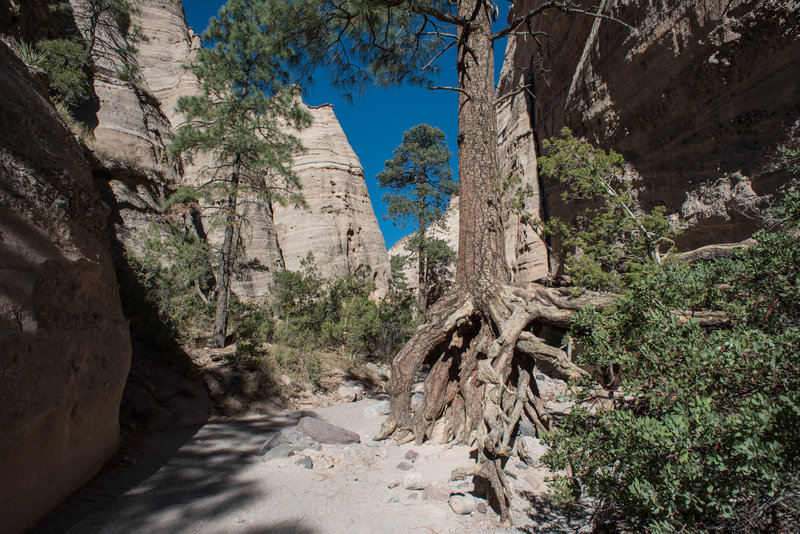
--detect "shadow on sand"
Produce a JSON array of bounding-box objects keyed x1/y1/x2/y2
[{"x1": 32, "y1": 414, "x2": 318, "y2": 533}]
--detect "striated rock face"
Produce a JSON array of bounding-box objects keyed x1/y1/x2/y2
[
  {"x1": 129, "y1": 3, "x2": 391, "y2": 297},
  {"x1": 273, "y1": 104, "x2": 391, "y2": 293},
  {"x1": 0, "y1": 42, "x2": 131, "y2": 533},
  {"x1": 501, "y1": 0, "x2": 800, "y2": 261}
]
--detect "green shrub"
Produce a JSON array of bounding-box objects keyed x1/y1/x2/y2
[
  {"x1": 542, "y1": 191, "x2": 800, "y2": 533},
  {"x1": 126, "y1": 221, "x2": 214, "y2": 342},
  {"x1": 36, "y1": 38, "x2": 91, "y2": 106},
  {"x1": 538, "y1": 128, "x2": 680, "y2": 290}
]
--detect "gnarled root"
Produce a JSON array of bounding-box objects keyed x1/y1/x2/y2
[{"x1": 376, "y1": 283, "x2": 610, "y2": 522}]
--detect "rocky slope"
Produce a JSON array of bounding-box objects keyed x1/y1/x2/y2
[
  {"x1": 500, "y1": 0, "x2": 800, "y2": 261},
  {"x1": 0, "y1": 41, "x2": 131, "y2": 533}
]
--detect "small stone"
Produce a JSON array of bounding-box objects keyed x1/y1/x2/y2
[
  {"x1": 312, "y1": 456, "x2": 334, "y2": 470},
  {"x1": 517, "y1": 436, "x2": 549, "y2": 467},
  {"x1": 410, "y1": 392, "x2": 424, "y2": 410},
  {"x1": 404, "y1": 450, "x2": 419, "y2": 461},
  {"x1": 338, "y1": 384, "x2": 364, "y2": 402},
  {"x1": 449, "y1": 493, "x2": 477, "y2": 515},
  {"x1": 396, "y1": 461, "x2": 414, "y2": 471},
  {"x1": 261, "y1": 429, "x2": 321, "y2": 455},
  {"x1": 388, "y1": 498, "x2": 399, "y2": 504},
  {"x1": 476, "y1": 501, "x2": 488, "y2": 514},
  {"x1": 262, "y1": 443, "x2": 293, "y2": 462},
  {"x1": 366, "y1": 363, "x2": 390, "y2": 381},
  {"x1": 388, "y1": 479, "x2": 401, "y2": 489},
  {"x1": 517, "y1": 419, "x2": 537, "y2": 438},
  {"x1": 403, "y1": 472, "x2": 427, "y2": 490},
  {"x1": 295, "y1": 456, "x2": 313, "y2": 469},
  {"x1": 362, "y1": 400, "x2": 390, "y2": 416},
  {"x1": 296, "y1": 416, "x2": 360, "y2": 444},
  {"x1": 423, "y1": 481, "x2": 451, "y2": 502}
]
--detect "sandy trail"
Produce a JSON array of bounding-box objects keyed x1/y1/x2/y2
[{"x1": 34, "y1": 397, "x2": 554, "y2": 534}]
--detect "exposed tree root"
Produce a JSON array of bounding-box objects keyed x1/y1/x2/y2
[{"x1": 375, "y1": 283, "x2": 612, "y2": 522}]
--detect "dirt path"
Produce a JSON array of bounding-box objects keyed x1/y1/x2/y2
[{"x1": 33, "y1": 397, "x2": 583, "y2": 534}]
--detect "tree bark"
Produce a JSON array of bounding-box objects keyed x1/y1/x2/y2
[
  {"x1": 455, "y1": 0, "x2": 510, "y2": 296},
  {"x1": 210, "y1": 161, "x2": 240, "y2": 348}
]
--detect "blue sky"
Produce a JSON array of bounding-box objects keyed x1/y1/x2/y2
[{"x1": 183, "y1": 2, "x2": 507, "y2": 249}]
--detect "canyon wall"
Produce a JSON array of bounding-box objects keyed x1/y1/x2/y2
[
  {"x1": 0, "y1": 42, "x2": 131, "y2": 533},
  {"x1": 501, "y1": 0, "x2": 800, "y2": 260}
]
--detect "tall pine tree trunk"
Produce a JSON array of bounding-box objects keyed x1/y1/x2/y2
[
  {"x1": 455, "y1": 0, "x2": 509, "y2": 295},
  {"x1": 210, "y1": 161, "x2": 240, "y2": 348},
  {"x1": 377, "y1": 0, "x2": 609, "y2": 521}
]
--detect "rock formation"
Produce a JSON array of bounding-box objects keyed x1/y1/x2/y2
[
  {"x1": 413, "y1": 0, "x2": 799, "y2": 281},
  {"x1": 0, "y1": 42, "x2": 131, "y2": 533},
  {"x1": 274, "y1": 104, "x2": 390, "y2": 292},
  {"x1": 501, "y1": 0, "x2": 800, "y2": 261}
]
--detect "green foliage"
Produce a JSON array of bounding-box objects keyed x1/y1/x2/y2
[
  {"x1": 260, "y1": 0, "x2": 448, "y2": 101},
  {"x1": 542, "y1": 191, "x2": 800, "y2": 533},
  {"x1": 378, "y1": 124, "x2": 457, "y2": 230},
  {"x1": 126, "y1": 221, "x2": 214, "y2": 341},
  {"x1": 250, "y1": 254, "x2": 419, "y2": 362},
  {"x1": 538, "y1": 128, "x2": 680, "y2": 290},
  {"x1": 378, "y1": 124, "x2": 457, "y2": 309},
  {"x1": 35, "y1": 39, "x2": 91, "y2": 105},
  {"x1": 171, "y1": 0, "x2": 312, "y2": 198}
]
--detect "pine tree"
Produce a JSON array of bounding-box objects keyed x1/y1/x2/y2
[
  {"x1": 171, "y1": 0, "x2": 312, "y2": 347},
  {"x1": 378, "y1": 124, "x2": 457, "y2": 312},
  {"x1": 264, "y1": 0, "x2": 628, "y2": 517}
]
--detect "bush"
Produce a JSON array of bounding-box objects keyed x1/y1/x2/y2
[
  {"x1": 126, "y1": 221, "x2": 214, "y2": 342},
  {"x1": 542, "y1": 191, "x2": 800, "y2": 533},
  {"x1": 538, "y1": 128, "x2": 680, "y2": 290}
]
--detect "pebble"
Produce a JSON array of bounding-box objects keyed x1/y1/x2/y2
[
  {"x1": 388, "y1": 498, "x2": 399, "y2": 504},
  {"x1": 387, "y1": 479, "x2": 401, "y2": 489},
  {"x1": 404, "y1": 450, "x2": 419, "y2": 461},
  {"x1": 403, "y1": 472, "x2": 427, "y2": 490},
  {"x1": 295, "y1": 456, "x2": 313, "y2": 469},
  {"x1": 449, "y1": 493, "x2": 477, "y2": 515},
  {"x1": 476, "y1": 501, "x2": 488, "y2": 514},
  {"x1": 396, "y1": 461, "x2": 413, "y2": 471}
]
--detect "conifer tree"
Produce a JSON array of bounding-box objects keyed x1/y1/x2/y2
[
  {"x1": 264, "y1": 0, "x2": 628, "y2": 517},
  {"x1": 378, "y1": 124, "x2": 457, "y2": 312},
  {"x1": 171, "y1": 0, "x2": 311, "y2": 347}
]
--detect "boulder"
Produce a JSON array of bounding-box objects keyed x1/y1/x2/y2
[
  {"x1": 517, "y1": 436, "x2": 549, "y2": 467},
  {"x1": 296, "y1": 416, "x2": 360, "y2": 444}
]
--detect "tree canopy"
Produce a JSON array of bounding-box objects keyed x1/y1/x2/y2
[{"x1": 171, "y1": 0, "x2": 312, "y2": 347}]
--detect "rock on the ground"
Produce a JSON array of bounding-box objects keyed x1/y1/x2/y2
[
  {"x1": 396, "y1": 461, "x2": 414, "y2": 471},
  {"x1": 295, "y1": 456, "x2": 313, "y2": 469},
  {"x1": 388, "y1": 479, "x2": 401, "y2": 489},
  {"x1": 403, "y1": 472, "x2": 427, "y2": 490},
  {"x1": 296, "y1": 416, "x2": 361, "y2": 444},
  {"x1": 449, "y1": 493, "x2": 477, "y2": 515},
  {"x1": 263, "y1": 444, "x2": 295, "y2": 462},
  {"x1": 362, "y1": 400, "x2": 390, "y2": 416},
  {"x1": 423, "y1": 481, "x2": 451, "y2": 502},
  {"x1": 404, "y1": 450, "x2": 419, "y2": 461},
  {"x1": 366, "y1": 363, "x2": 390, "y2": 381},
  {"x1": 261, "y1": 429, "x2": 321, "y2": 454},
  {"x1": 518, "y1": 437, "x2": 549, "y2": 467},
  {"x1": 338, "y1": 384, "x2": 364, "y2": 402},
  {"x1": 476, "y1": 501, "x2": 488, "y2": 514},
  {"x1": 517, "y1": 419, "x2": 537, "y2": 438}
]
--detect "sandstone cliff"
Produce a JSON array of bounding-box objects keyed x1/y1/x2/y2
[
  {"x1": 501, "y1": 0, "x2": 800, "y2": 260},
  {"x1": 274, "y1": 104, "x2": 390, "y2": 291},
  {"x1": 0, "y1": 42, "x2": 131, "y2": 533}
]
